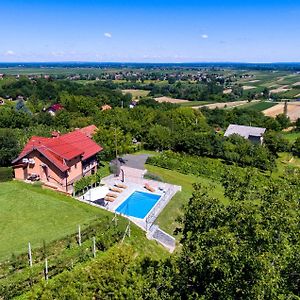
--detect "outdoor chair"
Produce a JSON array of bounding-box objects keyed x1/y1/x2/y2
[
  {"x1": 104, "y1": 196, "x2": 115, "y2": 202},
  {"x1": 115, "y1": 183, "x2": 128, "y2": 189},
  {"x1": 145, "y1": 183, "x2": 155, "y2": 192},
  {"x1": 106, "y1": 192, "x2": 118, "y2": 198},
  {"x1": 109, "y1": 186, "x2": 123, "y2": 193}
]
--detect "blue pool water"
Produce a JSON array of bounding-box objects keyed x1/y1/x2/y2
[{"x1": 116, "y1": 191, "x2": 161, "y2": 219}]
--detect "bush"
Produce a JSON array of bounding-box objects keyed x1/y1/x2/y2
[
  {"x1": 74, "y1": 167, "x2": 109, "y2": 194},
  {"x1": 0, "y1": 167, "x2": 13, "y2": 182},
  {"x1": 144, "y1": 172, "x2": 163, "y2": 182},
  {"x1": 147, "y1": 151, "x2": 240, "y2": 182}
]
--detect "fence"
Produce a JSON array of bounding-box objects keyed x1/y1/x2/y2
[
  {"x1": 145, "y1": 185, "x2": 180, "y2": 231},
  {"x1": 147, "y1": 225, "x2": 176, "y2": 253},
  {"x1": 0, "y1": 217, "x2": 128, "y2": 299}
]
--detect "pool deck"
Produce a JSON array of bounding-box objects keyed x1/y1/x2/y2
[{"x1": 78, "y1": 165, "x2": 181, "y2": 232}]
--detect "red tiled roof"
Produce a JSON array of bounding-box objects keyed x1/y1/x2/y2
[
  {"x1": 78, "y1": 125, "x2": 98, "y2": 138},
  {"x1": 57, "y1": 130, "x2": 102, "y2": 161},
  {"x1": 12, "y1": 126, "x2": 103, "y2": 172},
  {"x1": 50, "y1": 103, "x2": 64, "y2": 111}
]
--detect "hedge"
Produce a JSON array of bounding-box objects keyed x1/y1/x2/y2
[
  {"x1": 0, "y1": 167, "x2": 13, "y2": 182},
  {"x1": 146, "y1": 150, "x2": 239, "y2": 182}
]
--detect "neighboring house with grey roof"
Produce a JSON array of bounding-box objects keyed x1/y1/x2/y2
[{"x1": 224, "y1": 124, "x2": 266, "y2": 144}]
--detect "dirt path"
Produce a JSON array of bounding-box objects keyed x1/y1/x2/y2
[{"x1": 270, "y1": 85, "x2": 291, "y2": 94}]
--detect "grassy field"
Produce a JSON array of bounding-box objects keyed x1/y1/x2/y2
[
  {"x1": 0, "y1": 181, "x2": 109, "y2": 260},
  {"x1": 238, "y1": 101, "x2": 277, "y2": 111},
  {"x1": 147, "y1": 165, "x2": 227, "y2": 236},
  {"x1": 179, "y1": 100, "x2": 212, "y2": 107},
  {"x1": 278, "y1": 88, "x2": 300, "y2": 99},
  {"x1": 282, "y1": 131, "x2": 300, "y2": 142},
  {"x1": 122, "y1": 89, "x2": 150, "y2": 99},
  {"x1": 274, "y1": 152, "x2": 300, "y2": 177}
]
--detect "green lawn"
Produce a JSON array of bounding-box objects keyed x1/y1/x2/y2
[
  {"x1": 0, "y1": 181, "x2": 108, "y2": 260},
  {"x1": 146, "y1": 165, "x2": 227, "y2": 236}
]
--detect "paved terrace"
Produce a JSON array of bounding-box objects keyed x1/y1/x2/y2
[
  {"x1": 77, "y1": 157, "x2": 181, "y2": 252},
  {"x1": 101, "y1": 165, "x2": 181, "y2": 231}
]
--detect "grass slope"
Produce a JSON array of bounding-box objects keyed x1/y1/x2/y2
[
  {"x1": 0, "y1": 181, "x2": 107, "y2": 260},
  {"x1": 147, "y1": 165, "x2": 227, "y2": 236},
  {"x1": 282, "y1": 131, "x2": 300, "y2": 142},
  {"x1": 238, "y1": 101, "x2": 277, "y2": 111}
]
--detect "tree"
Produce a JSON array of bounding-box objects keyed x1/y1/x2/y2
[
  {"x1": 275, "y1": 113, "x2": 291, "y2": 130},
  {"x1": 0, "y1": 129, "x2": 19, "y2": 166},
  {"x1": 176, "y1": 173, "x2": 300, "y2": 299},
  {"x1": 93, "y1": 127, "x2": 133, "y2": 161},
  {"x1": 295, "y1": 118, "x2": 300, "y2": 131},
  {"x1": 262, "y1": 87, "x2": 270, "y2": 99},
  {"x1": 292, "y1": 137, "x2": 300, "y2": 157},
  {"x1": 264, "y1": 131, "x2": 290, "y2": 156},
  {"x1": 146, "y1": 125, "x2": 173, "y2": 151}
]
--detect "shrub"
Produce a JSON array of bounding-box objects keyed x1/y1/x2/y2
[
  {"x1": 0, "y1": 167, "x2": 13, "y2": 182},
  {"x1": 144, "y1": 172, "x2": 163, "y2": 182},
  {"x1": 147, "y1": 151, "x2": 239, "y2": 182}
]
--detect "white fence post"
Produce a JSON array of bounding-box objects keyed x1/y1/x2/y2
[
  {"x1": 28, "y1": 242, "x2": 32, "y2": 267},
  {"x1": 78, "y1": 225, "x2": 81, "y2": 246},
  {"x1": 45, "y1": 258, "x2": 48, "y2": 281}
]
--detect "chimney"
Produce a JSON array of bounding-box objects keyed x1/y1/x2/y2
[{"x1": 51, "y1": 131, "x2": 60, "y2": 138}]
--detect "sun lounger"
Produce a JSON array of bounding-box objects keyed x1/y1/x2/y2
[
  {"x1": 115, "y1": 183, "x2": 128, "y2": 189},
  {"x1": 144, "y1": 183, "x2": 155, "y2": 192},
  {"x1": 104, "y1": 196, "x2": 115, "y2": 202},
  {"x1": 109, "y1": 186, "x2": 123, "y2": 193},
  {"x1": 106, "y1": 192, "x2": 118, "y2": 198}
]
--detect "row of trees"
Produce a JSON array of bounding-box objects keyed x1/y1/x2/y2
[
  {"x1": 201, "y1": 106, "x2": 291, "y2": 130},
  {"x1": 1, "y1": 96, "x2": 297, "y2": 169},
  {"x1": 0, "y1": 77, "x2": 131, "y2": 111}
]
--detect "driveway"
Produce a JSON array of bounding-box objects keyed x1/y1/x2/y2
[{"x1": 121, "y1": 154, "x2": 150, "y2": 170}]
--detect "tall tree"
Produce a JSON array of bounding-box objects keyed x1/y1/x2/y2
[{"x1": 0, "y1": 129, "x2": 19, "y2": 166}]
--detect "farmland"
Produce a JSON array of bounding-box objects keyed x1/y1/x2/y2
[
  {"x1": 237, "y1": 101, "x2": 277, "y2": 111},
  {"x1": 263, "y1": 102, "x2": 300, "y2": 121},
  {"x1": 193, "y1": 100, "x2": 258, "y2": 110},
  {"x1": 154, "y1": 96, "x2": 190, "y2": 104},
  {"x1": 233, "y1": 70, "x2": 300, "y2": 99},
  {"x1": 122, "y1": 89, "x2": 150, "y2": 99}
]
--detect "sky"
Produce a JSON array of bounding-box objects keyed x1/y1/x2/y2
[{"x1": 1, "y1": 0, "x2": 300, "y2": 63}]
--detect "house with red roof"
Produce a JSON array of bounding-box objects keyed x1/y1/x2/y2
[
  {"x1": 12, "y1": 126, "x2": 102, "y2": 194},
  {"x1": 46, "y1": 103, "x2": 64, "y2": 116}
]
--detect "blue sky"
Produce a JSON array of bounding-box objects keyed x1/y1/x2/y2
[{"x1": 1, "y1": 0, "x2": 300, "y2": 62}]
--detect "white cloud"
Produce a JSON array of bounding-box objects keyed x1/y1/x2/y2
[
  {"x1": 5, "y1": 50, "x2": 15, "y2": 56},
  {"x1": 201, "y1": 34, "x2": 209, "y2": 39},
  {"x1": 50, "y1": 51, "x2": 65, "y2": 57},
  {"x1": 104, "y1": 32, "x2": 112, "y2": 38}
]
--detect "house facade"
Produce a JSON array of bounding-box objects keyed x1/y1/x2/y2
[{"x1": 12, "y1": 126, "x2": 102, "y2": 194}]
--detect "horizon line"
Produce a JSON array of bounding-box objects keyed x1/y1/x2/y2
[{"x1": 1, "y1": 61, "x2": 300, "y2": 65}]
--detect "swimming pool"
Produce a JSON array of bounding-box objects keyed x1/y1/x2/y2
[{"x1": 115, "y1": 191, "x2": 161, "y2": 219}]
